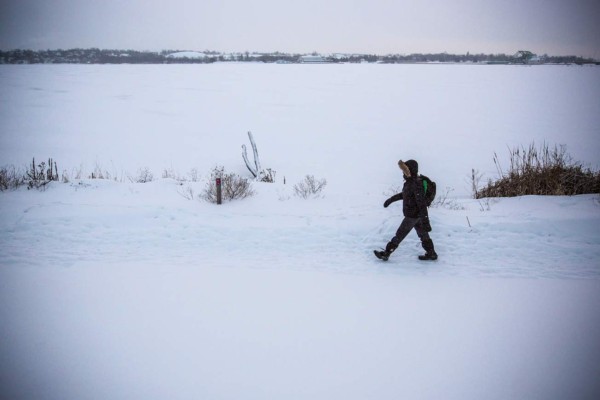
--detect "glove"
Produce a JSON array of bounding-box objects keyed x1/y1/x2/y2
[
  {"x1": 384, "y1": 194, "x2": 402, "y2": 208},
  {"x1": 421, "y1": 217, "x2": 432, "y2": 232}
]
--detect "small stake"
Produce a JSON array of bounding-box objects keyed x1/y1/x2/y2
[{"x1": 216, "y1": 177, "x2": 222, "y2": 205}]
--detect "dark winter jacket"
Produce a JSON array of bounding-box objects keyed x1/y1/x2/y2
[{"x1": 384, "y1": 159, "x2": 429, "y2": 219}]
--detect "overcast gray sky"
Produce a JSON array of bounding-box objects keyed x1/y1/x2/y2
[{"x1": 1, "y1": 0, "x2": 599, "y2": 57}]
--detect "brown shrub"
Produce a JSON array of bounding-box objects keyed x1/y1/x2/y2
[{"x1": 476, "y1": 143, "x2": 600, "y2": 198}]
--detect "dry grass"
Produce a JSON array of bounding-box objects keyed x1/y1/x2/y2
[{"x1": 477, "y1": 143, "x2": 600, "y2": 198}]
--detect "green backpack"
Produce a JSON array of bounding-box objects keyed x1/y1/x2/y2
[{"x1": 420, "y1": 175, "x2": 436, "y2": 207}]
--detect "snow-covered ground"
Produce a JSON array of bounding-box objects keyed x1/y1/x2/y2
[{"x1": 1, "y1": 64, "x2": 600, "y2": 399}]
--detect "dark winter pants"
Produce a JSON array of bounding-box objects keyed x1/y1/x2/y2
[{"x1": 386, "y1": 217, "x2": 434, "y2": 253}]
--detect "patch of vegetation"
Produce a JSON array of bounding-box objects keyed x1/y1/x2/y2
[
  {"x1": 202, "y1": 166, "x2": 255, "y2": 203},
  {"x1": 293, "y1": 175, "x2": 327, "y2": 199},
  {"x1": 477, "y1": 143, "x2": 600, "y2": 198},
  {"x1": 1, "y1": 158, "x2": 61, "y2": 191},
  {"x1": 0, "y1": 165, "x2": 25, "y2": 191}
]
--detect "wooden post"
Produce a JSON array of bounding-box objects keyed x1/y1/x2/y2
[{"x1": 216, "y1": 177, "x2": 222, "y2": 205}]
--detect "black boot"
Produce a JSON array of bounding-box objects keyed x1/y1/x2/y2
[
  {"x1": 418, "y1": 251, "x2": 438, "y2": 261},
  {"x1": 374, "y1": 249, "x2": 390, "y2": 261},
  {"x1": 418, "y1": 239, "x2": 438, "y2": 261},
  {"x1": 374, "y1": 242, "x2": 397, "y2": 261}
]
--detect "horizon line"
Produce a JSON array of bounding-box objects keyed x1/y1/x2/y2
[{"x1": 0, "y1": 47, "x2": 596, "y2": 60}]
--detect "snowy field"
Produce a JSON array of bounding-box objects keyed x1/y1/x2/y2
[{"x1": 1, "y1": 64, "x2": 600, "y2": 399}]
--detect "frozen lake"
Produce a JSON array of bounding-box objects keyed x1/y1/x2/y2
[{"x1": 1, "y1": 63, "x2": 599, "y2": 196}]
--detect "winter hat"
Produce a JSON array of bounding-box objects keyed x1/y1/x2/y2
[{"x1": 398, "y1": 159, "x2": 418, "y2": 177}]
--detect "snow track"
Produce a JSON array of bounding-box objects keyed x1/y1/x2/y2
[{"x1": 1, "y1": 180, "x2": 599, "y2": 279}]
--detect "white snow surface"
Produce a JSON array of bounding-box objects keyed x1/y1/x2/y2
[{"x1": 1, "y1": 64, "x2": 600, "y2": 399}]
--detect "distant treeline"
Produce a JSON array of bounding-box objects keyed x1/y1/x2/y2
[{"x1": 0, "y1": 48, "x2": 597, "y2": 65}]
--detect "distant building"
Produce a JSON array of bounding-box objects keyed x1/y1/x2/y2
[
  {"x1": 529, "y1": 55, "x2": 543, "y2": 64},
  {"x1": 166, "y1": 51, "x2": 207, "y2": 59},
  {"x1": 299, "y1": 55, "x2": 328, "y2": 63}
]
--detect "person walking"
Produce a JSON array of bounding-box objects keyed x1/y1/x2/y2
[{"x1": 374, "y1": 159, "x2": 438, "y2": 261}]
